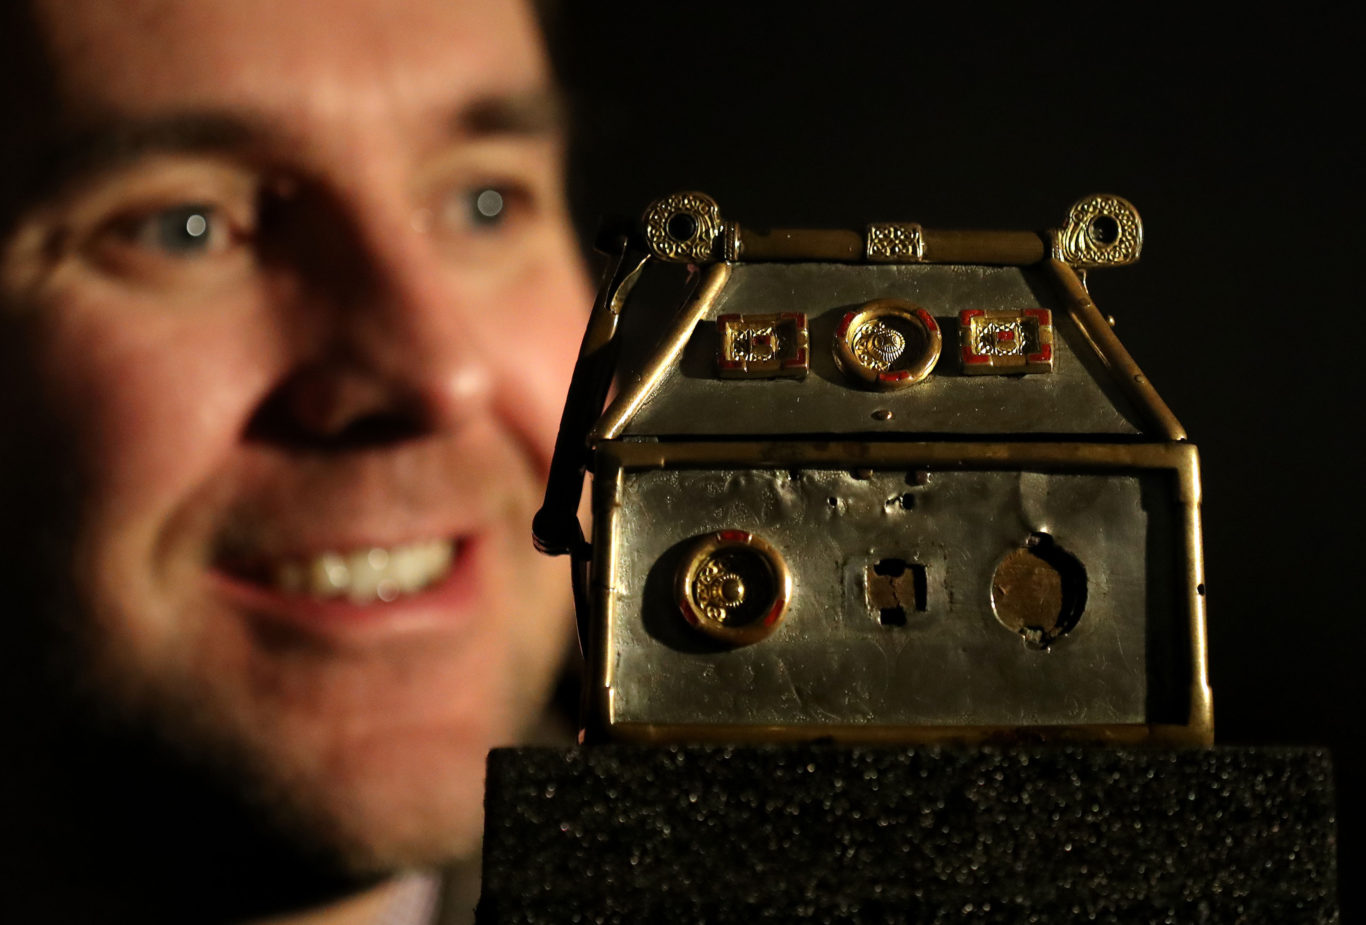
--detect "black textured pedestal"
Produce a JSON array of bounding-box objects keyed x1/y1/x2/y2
[{"x1": 479, "y1": 746, "x2": 1338, "y2": 923}]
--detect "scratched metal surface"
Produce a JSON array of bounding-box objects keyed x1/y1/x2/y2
[
  {"x1": 605, "y1": 467, "x2": 1183, "y2": 729},
  {"x1": 616, "y1": 262, "x2": 1144, "y2": 437}
]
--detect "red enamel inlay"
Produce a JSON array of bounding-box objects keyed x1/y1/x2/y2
[
  {"x1": 763, "y1": 596, "x2": 787, "y2": 626},
  {"x1": 679, "y1": 598, "x2": 700, "y2": 626},
  {"x1": 1024, "y1": 308, "x2": 1050, "y2": 323},
  {"x1": 879, "y1": 369, "x2": 911, "y2": 382},
  {"x1": 782, "y1": 348, "x2": 808, "y2": 367},
  {"x1": 996, "y1": 330, "x2": 1016, "y2": 342},
  {"x1": 963, "y1": 346, "x2": 990, "y2": 364},
  {"x1": 1028, "y1": 344, "x2": 1053, "y2": 363},
  {"x1": 836, "y1": 312, "x2": 855, "y2": 339},
  {"x1": 718, "y1": 529, "x2": 751, "y2": 543},
  {"x1": 916, "y1": 310, "x2": 938, "y2": 332},
  {"x1": 959, "y1": 309, "x2": 985, "y2": 321}
]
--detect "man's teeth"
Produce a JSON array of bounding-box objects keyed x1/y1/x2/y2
[{"x1": 272, "y1": 540, "x2": 455, "y2": 603}]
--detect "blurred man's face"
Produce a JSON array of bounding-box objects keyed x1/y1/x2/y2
[{"x1": 0, "y1": 0, "x2": 586, "y2": 872}]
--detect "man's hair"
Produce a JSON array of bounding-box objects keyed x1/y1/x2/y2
[{"x1": 0, "y1": 3, "x2": 60, "y2": 236}]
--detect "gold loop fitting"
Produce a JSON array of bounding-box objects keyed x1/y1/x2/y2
[
  {"x1": 1057, "y1": 194, "x2": 1142, "y2": 268},
  {"x1": 642, "y1": 191, "x2": 726, "y2": 263}
]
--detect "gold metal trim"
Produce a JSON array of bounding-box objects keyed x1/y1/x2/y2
[
  {"x1": 592, "y1": 262, "x2": 733, "y2": 441},
  {"x1": 1057, "y1": 193, "x2": 1143, "y2": 268},
  {"x1": 1181, "y1": 446, "x2": 1214, "y2": 742},
  {"x1": 918, "y1": 230, "x2": 1047, "y2": 265},
  {"x1": 832, "y1": 299, "x2": 942, "y2": 390},
  {"x1": 738, "y1": 228, "x2": 863, "y2": 261},
  {"x1": 1045, "y1": 258, "x2": 1186, "y2": 440},
  {"x1": 593, "y1": 721, "x2": 1211, "y2": 747},
  {"x1": 865, "y1": 222, "x2": 925, "y2": 262},
  {"x1": 587, "y1": 454, "x2": 626, "y2": 736},
  {"x1": 722, "y1": 221, "x2": 742, "y2": 262},
  {"x1": 597, "y1": 439, "x2": 1200, "y2": 473}
]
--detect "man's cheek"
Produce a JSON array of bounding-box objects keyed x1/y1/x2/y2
[
  {"x1": 34, "y1": 302, "x2": 276, "y2": 515},
  {"x1": 492, "y1": 270, "x2": 591, "y2": 459}
]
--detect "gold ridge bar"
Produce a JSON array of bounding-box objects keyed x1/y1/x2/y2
[{"x1": 734, "y1": 226, "x2": 1048, "y2": 265}]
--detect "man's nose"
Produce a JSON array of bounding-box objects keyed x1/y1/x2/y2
[{"x1": 249, "y1": 194, "x2": 492, "y2": 448}]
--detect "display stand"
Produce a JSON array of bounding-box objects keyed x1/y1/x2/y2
[{"x1": 479, "y1": 745, "x2": 1338, "y2": 923}]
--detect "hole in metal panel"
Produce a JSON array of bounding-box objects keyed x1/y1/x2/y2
[
  {"x1": 868, "y1": 558, "x2": 928, "y2": 625},
  {"x1": 990, "y1": 533, "x2": 1087, "y2": 649}
]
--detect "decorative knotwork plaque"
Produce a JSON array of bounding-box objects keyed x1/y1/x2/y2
[
  {"x1": 865, "y1": 222, "x2": 926, "y2": 262},
  {"x1": 716, "y1": 313, "x2": 809, "y2": 379},
  {"x1": 642, "y1": 191, "x2": 728, "y2": 263},
  {"x1": 1057, "y1": 194, "x2": 1142, "y2": 268},
  {"x1": 959, "y1": 308, "x2": 1055, "y2": 374}
]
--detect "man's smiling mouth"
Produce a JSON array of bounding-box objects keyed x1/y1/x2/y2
[{"x1": 224, "y1": 538, "x2": 458, "y2": 605}]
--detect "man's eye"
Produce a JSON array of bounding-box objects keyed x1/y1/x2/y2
[
  {"x1": 441, "y1": 185, "x2": 518, "y2": 234},
  {"x1": 124, "y1": 203, "x2": 231, "y2": 257},
  {"x1": 471, "y1": 188, "x2": 507, "y2": 227}
]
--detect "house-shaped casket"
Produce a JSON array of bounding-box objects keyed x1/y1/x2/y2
[{"x1": 534, "y1": 192, "x2": 1211, "y2": 746}]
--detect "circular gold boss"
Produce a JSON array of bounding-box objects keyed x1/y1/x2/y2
[
  {"x1": 833, "y1": 298, "x2": 942, "y2": 389},
  {"x1": 675, "y1": 530, "x2": 791, "y2": 645}
]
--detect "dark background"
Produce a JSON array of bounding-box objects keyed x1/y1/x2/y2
[{"x1": 551, "y1": 4, "x2": 1360, "y2": 917}]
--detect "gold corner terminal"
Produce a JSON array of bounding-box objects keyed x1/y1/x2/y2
[
  {"x1": 1057, "y1": 194, "x2": 1143, "y2": 268},
  {"x1": 642, "y1": 191, "x2": 727, "y2": 263}
]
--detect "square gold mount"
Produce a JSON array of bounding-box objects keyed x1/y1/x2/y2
[
  {"x1": 959, "y1": 309, "x2": 1054, "y2": 375},
  {"x1": 716, "y1": 313, "x2": 809, "y2": 379}
]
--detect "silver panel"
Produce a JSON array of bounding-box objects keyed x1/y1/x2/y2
[
  {"x1": 605, "y1": 467, "x2": 1180, "y2": 729},
  {"x1": 619, "y1": 262, "x2": 1143, "y2": 436}
]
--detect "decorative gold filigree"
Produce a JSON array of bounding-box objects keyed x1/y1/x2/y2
[
  {"x1": 959, "y1": 309, "x2": 1054, "y2": 375},
  {"x1": 716, "y1": 313, "x2": 809, "y2": 379},
  {"x1": 733, "y1": 326, "x2": 777, "y2": 363},
  {"x1": 832, "y1": 299, "x2": 941, "y2": 390},
  {"x1": 851, "y1": 320, "x2": 906, "y2": 371},
  {"x1": 694, "y1": 560, "x2": 747, "y2": 624},
  {"x1": 675, "y1": 530, "x2": 791, "y2": 646},
  {"x1": 1057, "y1": 194, "x2": 1142, "y2": 268},
  {"x1": 642, "y1": 191, "x2": 724, "y2": 263},
  {"x1": 976, "y1": 321, "x2": 1026, "y2": 357},
  {"x1": 865, "y1": 222, "x2": 926, "y2": 262}
]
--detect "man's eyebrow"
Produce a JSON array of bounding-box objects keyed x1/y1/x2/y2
[
  {"x1": 452, "y1": 89, "x2": 567, "y2": 138},
  {"x1": 33, "y1": 112, "x2": 262, "y2": 193},
  {"x1": 7, "y1": 93, "x2": 565, "y2": 221}
]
